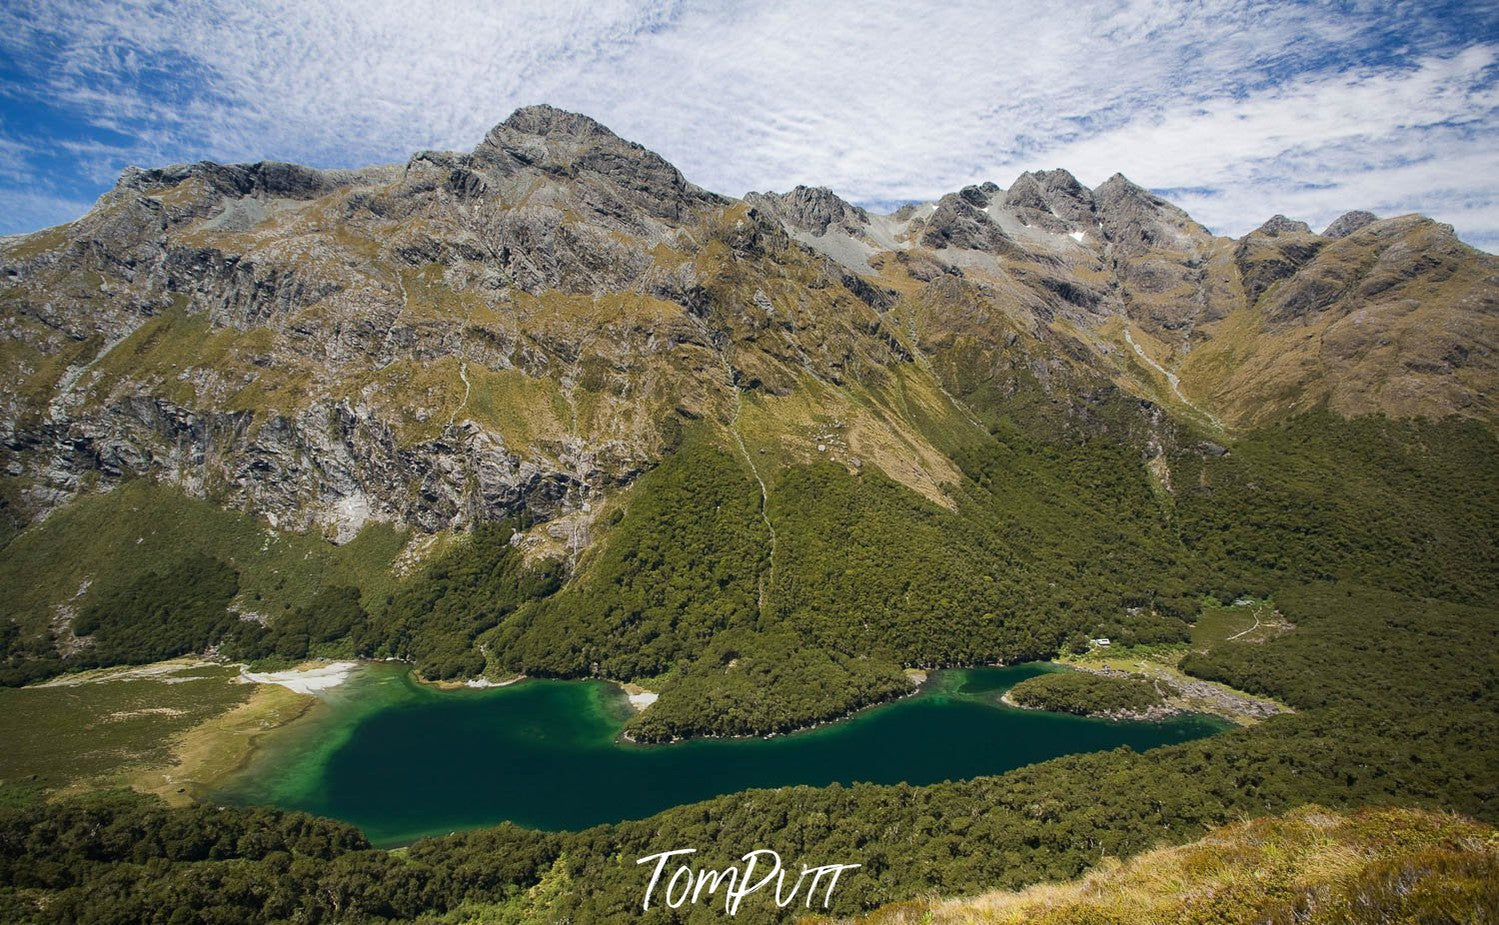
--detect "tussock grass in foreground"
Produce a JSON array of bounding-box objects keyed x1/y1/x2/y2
[{"x1": 833, "y1": 805, "x2": 1499, "y2": 925}]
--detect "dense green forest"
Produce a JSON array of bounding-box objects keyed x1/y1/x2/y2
[
  {"x1": 622, "y1": 622, "x2": 912, "y2": 740},
  {"x1": 476, "y1": 412, "x2": 1498, "y2": 737},
  {"x1": 1, "y1": 553, "x2": 240, "y2": 685},
  {"x1": 224, "y1": 585, "x2": 369, "y2": 664},
  {"x1": 1, "y1": 583, "x2": 1493, "y2": 922},
  {"x1": 4, "y1": 412, "x2": 1496, "y2": 746},
  {"x1": 474, "y1": 426, "x2": 1204, "y2": 738},
  {"x1": 482, "y1": 440, "x2": 769, "y2": 683},
  {"x1": 1006, "y1": 670, "x2": 1169, "y2": 716},
  {"x1": 1170, "y1": 412, "x2": 1499, "y2": 603},
  {"x1": 0, "y1": 521, "x2": 560, "y2": 687},
  {"x1": 355, "y1": 522, "x2": 563, "y2": 681}
]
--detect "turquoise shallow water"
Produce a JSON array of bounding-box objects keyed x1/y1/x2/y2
[{"x1": 215, "y1": 663, "x2": 1225, "y2": 846}]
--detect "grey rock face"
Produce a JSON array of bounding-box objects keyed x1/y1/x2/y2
[
  {"x1": 958, "y1": 184, "x2": 992, "y2": 208},
  {"x1": 473, "y1": 104, "x2": 725, "y2": 226},
  {"x1": 744, "y1": 186, "x2": 869, "y2": 236},
  {"x1": 1004, "y1": 169, "x2": 1096, "y2": 227},
  {"x1": 1253, "y1": 215, "x2": 1314, "y2": 237},
  {"x1": 1322, "y1": 210, "x2": 1379, "y2": 238},
  {"x1": 117, "y1": 161, "x2": 354, "y2": 202},
  {"x1": 1093, "y1": 173, "x2": 1202, "y2": 256},
  {"x1": 10, "y1": 395, "x2": 590, "y2": 537},
  {"x1": 1256, "y1": 214, "x2": 1484, "y2": 324},
  {"x1": 1, "y1": 104, "x2": 934, "y2": 540},
  {"x1": 0, "y1": 105, "x2": 732, "y2": 538},
  {"x1": 5, "y1": 101, "x2": 1490, "y2": 546},
  {"x1": 920, "y1": 193, "x2": 1012, "y2": 252},
  {"x1": 1235, "y1": 225, "x2": 1326, "y2": 308}
]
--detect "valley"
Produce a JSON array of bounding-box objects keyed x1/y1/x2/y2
[{"x1": 0, "y1": 104, "x2": 1494, "y2": 922}]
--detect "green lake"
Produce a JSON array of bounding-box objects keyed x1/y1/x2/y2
[{"x1": 215, "y1": 663, "x2": 1225, "y2": 846}]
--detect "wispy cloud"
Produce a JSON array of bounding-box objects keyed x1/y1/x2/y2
[
  {"x1": 1, "y1": 0, "x2": 1496, "y2": 249},
  {"x1": 0, "y1": 188, "x2": 97, "y2": 235}
]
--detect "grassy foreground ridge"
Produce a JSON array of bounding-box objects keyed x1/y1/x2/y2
[{"x1": 833, "y1": 805, "x2": 1499, "y2": 925}]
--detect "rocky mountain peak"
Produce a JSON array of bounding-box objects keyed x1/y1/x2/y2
[
  {"x1": 1004, "y1": 169, "x2": 1095, "y2": 225},
  {"x1": 1252, "y1": 214, "x2": 1314, "y2": 237},
  {"x1": 474, "y1": 103, "x2": 644, "y2": 166},
  {"x1": 1094, "y1": 172, "x2": 1150, "y2": 202},
  {"x1": 1093, "y1": 173, "x2": 1169, "y2": 227},
  {"x1": 495, "y1": 103, "x2": 615, "y2": 140},
  {"x1": 921, "y1": 190, "x2": 1011, "y2": 251},
  {"x1": 743, "y1": 185, "x2": 869, "y2": 236},
  {"x1": 1008, "y1": 168, "x2": 1087, "y2": 196},
  {"x1": 115, "y1": 161, "x2": 346, "y2": 200},
  {"x1": 1092, "y1": 173, "x2": 1205, "y2": 256},
  {"x1": 1322, "y1": 210, "x2": 1379, "y2": 239},
  {"x1": 1, "y1": 102, "x2": 1493, "y2": 550},
  {"x1": 462, "y1": 104, "x2": 721, "y2": 225},
  {"x1": 957, "y1": 183, "x2": 998, "y2": 208}
]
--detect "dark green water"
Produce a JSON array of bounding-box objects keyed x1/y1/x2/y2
[{"x1": 216, "y1": 664, "x2": 1224, "y2": 846}]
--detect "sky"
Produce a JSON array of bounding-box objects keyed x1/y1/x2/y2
[{"x1": 1, "y1": 1, "x2": 1497, "y2": 250}]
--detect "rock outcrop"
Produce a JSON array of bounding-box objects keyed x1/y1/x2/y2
[
  {"x1": 1322, "y1": 210, "x2": 1379, "y2": 238},
  {"x1": 744, "y1": 186, "x2": 868, "y2": 236}
]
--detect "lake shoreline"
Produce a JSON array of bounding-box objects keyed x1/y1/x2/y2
[
  {"x1": 210, "y1": 663, "x2": 1228, "y2": 844},
  {"x1": 101, "y1": 651, "x2": 1258, "y2": 811},
  {"x1": 135, "y1": 682, "x2": 319, "y2": 805},
  {"x1": 616, "y1": 666, "x2": 939, "y2": 745}
]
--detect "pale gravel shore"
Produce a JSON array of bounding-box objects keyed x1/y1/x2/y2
[
  {"x1": 1060, "y1": 661, "x2": 1290, "y2": 724},
  {"x1": 620, "y1": 682, "x2": 659, "y2": 711},
  {"x1": 239, "y1": 661, "x2": 359, "y2": 695},
  {"x1": 463, "y1": 676, "x2": 525, "y2": 689}
]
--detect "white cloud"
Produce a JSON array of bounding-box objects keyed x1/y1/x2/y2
[
  {"x1": 0, "y1": 188, "x2": 97, "y2": 235},
  {"x1": 1033, "y1": 45, "x2": 1499, "y2": 246},
  {"x1": 1, "y1": 0, "x2": 1496, "y2": 248}
]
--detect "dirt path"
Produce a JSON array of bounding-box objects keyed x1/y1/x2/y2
[{"x1": 1226, "y1": 612, "x2": 1263, "y2": 641}]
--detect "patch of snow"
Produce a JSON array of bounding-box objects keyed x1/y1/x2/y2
[
  {"x1": 1069, "y1": 231, "x2": 1086, "y2": 242},
  {"x1": 240, "y1": 661, "x2": 358, "y2": 695}
]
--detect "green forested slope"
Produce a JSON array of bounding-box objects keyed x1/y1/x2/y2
[
  {"x1": 1006, "y1": 670, "x2": 1168, "y2": 717},
  {"x1": 468, "y1": 411, "x2": 1498, "y2": 738},
  {"x1": 7, "y1": 411, "x2": 1493, "y2": 744},
  {"x1": 1172, "y1": 412, "x2": 1499, "y2": 602}
]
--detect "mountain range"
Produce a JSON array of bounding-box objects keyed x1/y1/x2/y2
[{"x1": 1, "y1": 105, "x2": 1495, "y2": 739}]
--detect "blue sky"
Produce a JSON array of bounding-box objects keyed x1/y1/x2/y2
[{"x1": 2, "y1": 0, "x2": 1497, "y2": 249}]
